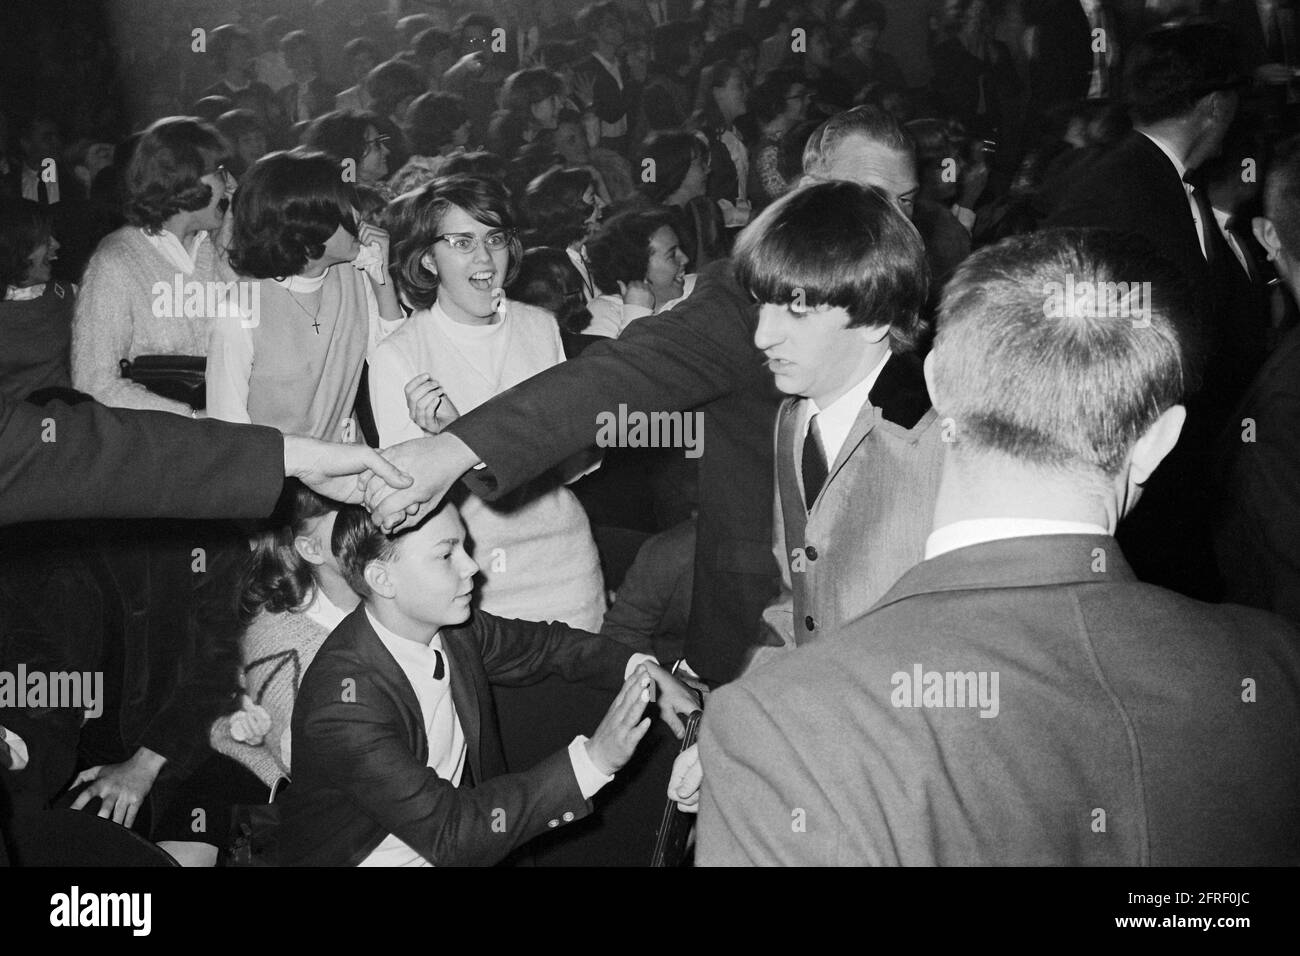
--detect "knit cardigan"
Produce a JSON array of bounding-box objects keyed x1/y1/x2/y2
[
  {"x1": 71, "y1": 225, "x2": 235, "y2": 413},
  {"x1": 209, "y1": 606, "x2": 330, "y2": 787}
]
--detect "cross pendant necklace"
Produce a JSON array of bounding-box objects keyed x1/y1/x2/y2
[{"x1": 287, "y1": 287, "x2": 323, "y2": 334}]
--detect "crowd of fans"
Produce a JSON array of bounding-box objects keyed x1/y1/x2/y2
[{"x1": 1, "y1": 0, "x2": 1299, "y2": 868}]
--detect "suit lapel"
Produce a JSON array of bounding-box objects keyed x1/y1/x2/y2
[
  {"x1": 348, "y1": 607, "x2": 427, "y2": 759},
  {"x1": 825, "y1": 352, "x2": 933, "y2": 489},
  {"x1": 441, "y1": 630, "x2": 482, "y2": 781}
]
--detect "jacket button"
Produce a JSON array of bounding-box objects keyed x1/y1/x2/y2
[
  {"x1": 547, "y1": 819, "x2": 559, "y2": 828},
  {"x1": 805, "y1": 546, "x2": 818, "y2": 561},
  {"x1": 562, "y1": 811, "x2": 575, "y2": 822},
  {"x1": 805, "y1": 615, "x2": 815, "y2": 631}
]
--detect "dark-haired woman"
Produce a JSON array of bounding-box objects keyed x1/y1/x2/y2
[
  {"x1": 585, "y1": 207, "x2": 695, "y2": 339},
  {"x1": 519, "y1": 166, "x2": 607, "y2": 302},
  {"x1": 486, "y1": 68, "x2": 567, "y2": 160},
  {"x1": 390, "y1": 92, "x2": 473, "y2": 195},
  {"x1": 0, "y1": 201, "x2": 73, "y2": 402},
  {"x1": 369, "y1": 175, "x2": 606, "y2": 631},
  {"x1": 206, "y1": 149, "x2": 404, "y2": 441},
  {"x1": 301, "y1": 110, "x2": 394, "y2": 190},
  {"x1": 210, "y1": 486, "x2": 356, "y2": 788},
  {"x1": 635, "y1": 130, "x2": 727, "y2": 269},
  {"x1": 70, "y1": 116, "x2": 237, "y2": 413}
]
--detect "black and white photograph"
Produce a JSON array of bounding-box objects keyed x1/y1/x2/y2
[{"x1": 0, "y1": 0, "x2": 1293, "y2": 936}]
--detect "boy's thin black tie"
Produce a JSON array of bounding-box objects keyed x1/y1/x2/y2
[
  {"x1": 432, "y1": 648, "x2": 445, "y2": 681},
  {"x1": 801, "y1": 413, "x2": 828, "y2": 511}
]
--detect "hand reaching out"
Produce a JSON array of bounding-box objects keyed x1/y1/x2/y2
[
  {"x1": 571, "y1": 71, "x2": 597, "y2": 110},
  {"x1": 585, "y1": 666, "x2": 655, "y2": 775},
  {"x1": 283, "y1": 434, "x2": 412, "y2": 504},
  {"x1": 364, "y1": 430, "x2": 480, "y2": 532}
]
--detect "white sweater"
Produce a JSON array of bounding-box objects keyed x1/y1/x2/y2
[{"x1": 368, "y1": 299, "x2": 606, "y2": 631}]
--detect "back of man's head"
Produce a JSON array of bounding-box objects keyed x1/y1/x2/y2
[
  {"x1": 1125, "y1": 21, "x2": 1240, "y2": 126},
  {"x1": 931, "y1": 229, "x2": 1191, "y2": 481}
]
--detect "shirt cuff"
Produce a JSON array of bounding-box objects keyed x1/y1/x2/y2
[
  {"x1": 624, "y1": 652, "x2": 657, "y2": 679},
  {"x1": 0, "y1": 725, "x2": 30, "y2": 771},
  {"x1": 569, "y1": 735, "x2": 614, "y2": 799},
  {"x1": 673, "y1": 658, "x2": 700, "y2": 680}
]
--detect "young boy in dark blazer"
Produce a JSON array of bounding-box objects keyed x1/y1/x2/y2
[{"x1": 279, "y1": 500, "x2": 696, "y2": 866}]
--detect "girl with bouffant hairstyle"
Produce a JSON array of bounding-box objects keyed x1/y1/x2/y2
[
  {"x1": 385, "y1": 174, "x2": 523, "y2": 310},
  {"x1": 124, "y1": 116, "x2": 233, "y2": 234},
  {"x1": 206, "y1": 148, "x2": 406, "y2": 438},
  {"x1": 71, "y1": 116, "x2": 239, "y2": 414}
]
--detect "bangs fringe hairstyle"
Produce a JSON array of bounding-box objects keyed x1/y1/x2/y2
[
  {"x1": 733, "y1": 180, "x2": 929, "y2": 353},
  {"x1": 228, "y1": 149, "x2": 360, "y2": 279},
  {"x1": 387, "y1": 174, "x2": 523, "y2": 310},
  {"x1": 125, "y1": 116, "x2": 231, "y2": 232},
  {"x1": 239, "y1": 483, "x2": 336, "y2": 621},
  {"x1": 0, "y1": 200, "x2": 54, "y2": 291},
  {"x1": 932, "y1": 228, "x2": 1192, "y2": 478},
  {"x1": 331, "y1": 503, "x2": 400, "y2": 600},
  {"x1": 519, "y1": 166, "x2": 598, "y2": 248},
  {"x1": 586, "y1": 206, "x2": 681, "y2": 292}
]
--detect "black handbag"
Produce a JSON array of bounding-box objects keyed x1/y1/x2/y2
[{"x1": 119, "y1": 355, "x2": 206, "y2": 409}]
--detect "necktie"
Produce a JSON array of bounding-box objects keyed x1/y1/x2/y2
[
  {"x1": 1183, "y1": 175, "x2": 1215, "y2": 263},
  {"x1": 36, "y1": 175, "x2": 48, "y2": 205},
  {"x1": 432, "y1": 648, "x2": 445, "y2": 681},
  {"x1": 801, "y1": 413, "x2": 828, "y2": 511}
]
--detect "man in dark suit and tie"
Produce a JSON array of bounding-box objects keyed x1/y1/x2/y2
[
  {"x1": 1047, "y1": 21, "x2": 1245, "y2": 601},
  {"x1": 697, "y1": 228, "x2": 1300, "y2": 865}
]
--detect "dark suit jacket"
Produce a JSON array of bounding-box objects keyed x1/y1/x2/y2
[
  {"x1": 279, "y1": 605, "x2": 635, "y2": 866},
  {"x1": 1045, "y1": 131, "x2": 1235, "y2": 600},
  {"x1": 448, "y1": 259, "x2": 784, "y2": 683},
  {"x1": 0, "y1": 396, "x2": 284, "y2": 527},
  {"x1": 1023, "y1": 0, "x2": 1095, "y2": 116},
  {"x1": 1216, "y1": 322, "x2": 1300, "y2": 626},
  {"x1": 699, "y1": 534, "x2": 1300, "y2": 865}
]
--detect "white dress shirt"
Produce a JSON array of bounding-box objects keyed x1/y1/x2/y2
[
  {"x1": 796, "y1": 350, "x2": 892, "y2": 472},
  {"x1": 143, "y1": 228, "x2": 208, "y2": 275},
  {"x1": 21, "y1": 164, "x2": 60, "y2": 204},
  {"x1": 1137, "y1": 130, "x2": 1208, "y2": 259},
  {"x1": 925, "y1": 518, "x2": 1109, "y2": 560}
]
